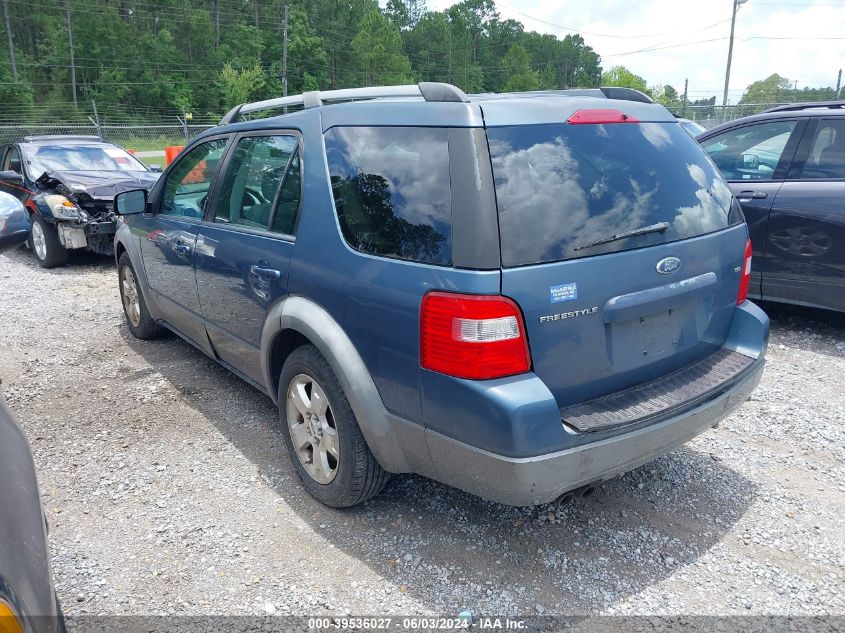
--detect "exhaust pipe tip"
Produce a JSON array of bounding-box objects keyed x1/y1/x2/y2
[
  {"x1": 579, "y1": 485, "x2": 596, "y2": 498},
  {"x1": 557, "y1": 484, "x2": 597, "y2": 503}
]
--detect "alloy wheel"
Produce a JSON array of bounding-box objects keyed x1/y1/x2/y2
[
  {"x1": 31, "y1": 222, "x2": 47, "y2": 260},
  {"x1": 120, "y1": 265, "x2": 142, "y2": 327},
  {"x1": 286, "y1": 373, "x2": 340, "y2": 484}
]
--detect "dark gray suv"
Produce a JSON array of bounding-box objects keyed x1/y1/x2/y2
[{"x1": 698, "y1": 102, "x2": 845, "y2": 312}]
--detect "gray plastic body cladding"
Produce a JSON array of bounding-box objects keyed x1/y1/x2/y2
[
  {"x1": 260, "y1": 295, "x2": 432, "y2": 475},
  {"x1": 425, "y1": 356, "x2": 764, "y2": 506}
]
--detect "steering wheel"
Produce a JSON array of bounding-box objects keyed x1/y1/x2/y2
[{"x1": 243, "y1": 187, "x2": 265, "y2": 206}]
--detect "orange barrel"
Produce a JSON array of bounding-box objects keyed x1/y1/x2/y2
[
  {"x1": 128, "y1": 148, "x2": 136, "y2": 155},
  {"x1": 164, "y1": 145, "x2": 184, "y2": 165}
]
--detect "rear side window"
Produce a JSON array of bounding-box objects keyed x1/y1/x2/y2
[
  {"x1": 325, "y1": 126, "x2": 452, "y2": 266},
  {"x1": 488, "y1": 122, "x2": 742, "y2": 267},
  {"x1": 801, "y1": 119, "x2": 845, "y2": 179}
]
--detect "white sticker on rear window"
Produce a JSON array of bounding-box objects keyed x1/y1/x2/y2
[{"x1": 550, "y1": 282, "x2": 577, "y2": 303}]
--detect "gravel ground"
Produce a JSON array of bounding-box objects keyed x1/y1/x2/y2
[{"x1": 0, "y1": 246, "x2": 843, "y2": 619}]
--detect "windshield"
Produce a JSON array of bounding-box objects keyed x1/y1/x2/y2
[
  {"x1": 487, "y1": 121, "x2": 743, "y2": 267},
  {"x1": 22, "y1": 143, "x2": 147, "y2": 176}
]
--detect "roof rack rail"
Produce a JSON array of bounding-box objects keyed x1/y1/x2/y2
[
  {"x1": 764, "y1": 101, "x2": 845, "y2": 113},
  {"x1": 219, "y1": 81, "x2": 468, "y2": 125}
]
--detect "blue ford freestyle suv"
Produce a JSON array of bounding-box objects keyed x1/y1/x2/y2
[{"x1": 113, "y1": 82, "x2": 769, "y2": 507}]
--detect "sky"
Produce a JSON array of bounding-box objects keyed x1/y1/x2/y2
[{"x1": 427, "y1": 0, "x2": 845, "y2": 103}]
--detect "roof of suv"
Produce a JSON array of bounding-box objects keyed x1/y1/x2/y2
[
  {"x1": 700, "y1": 101, "x2": 845, "y2": 138},
  {"x1": 203, "y1": 82, "x2": 678, "y2": 139}
]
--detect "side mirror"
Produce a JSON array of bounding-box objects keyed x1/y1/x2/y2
[
  {"x1": 148, "y1": 164, "x2": 163, "y2": 173},
  {"x1": 0, "y1": 170, "x2": 23, "y2": 183},
  {"x1": 115, "y1": 189, "x2": 148, "y2": 215}
]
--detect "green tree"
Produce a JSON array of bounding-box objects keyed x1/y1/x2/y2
[
  {"x1": 740, "y1": 73, "x2": 793, "y2": 104},
  {"x1": 447, "y1": 0, "x2": 498, "y2": 63},
  {"x1": 652, "y1": 84, "x2": 681, "y2": 111},
  {"x1": 351, "y1": 10, "x2": 414, "y2": 85},
  {"x1": 501, "y1": 45, "x2": 539, "y2": 92},
  {"x1": 218, "y1": 63, "x2": 266, "y2": 108},
  {"x1": 384, "y1": 0, "x2": 427, "y2": 30},
  {"x1": 601, "y1": 66, "x2": 650, "y2": 95}
]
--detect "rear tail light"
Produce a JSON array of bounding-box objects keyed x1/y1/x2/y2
[
  {"x1": 420, "y1": 292, "x2": 531, "y2": 380},
  {"x1": 567, "y1": 109, "x2": 639, "y2": 125},
  {"x1": 737, "y1": 239, "x2": 752, "y2": 304}
]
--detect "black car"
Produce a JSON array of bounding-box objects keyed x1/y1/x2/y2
[
  {"x1": 0, "y1": 135, "x2": 160, "y2": 268},
  {"x1": 0, "y1": 197, "x2": 64, "y2": 633},
  {"x1": 697, "y1": 102, "x2": 845, "y2": 312}
]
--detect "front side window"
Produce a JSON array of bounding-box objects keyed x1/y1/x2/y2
[
  {"x1": 212, "y1": 135, "x2": 298, "y2": 232},
  {"x1": 801, "y1": 119, "x2": 845, "y2": 179},
  {"x1": 160, "y1": 139, "x2": 228, "y2": 218},
  {"x1": 489, "y1": 122, "x2": 742, "y2": 267},
  {"x1": 325, "y1": 126, "x2": 452, "y2": 266},
  {"x1": 702, "y1": 120, "x2": 798, "y2": 181}
]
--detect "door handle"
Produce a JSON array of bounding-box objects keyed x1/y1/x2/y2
[
  {"x1": 250, "y1": 265, "x2": 281, "y2": 281},
  {"x1": 737, "y1": 190, "x2": 768, "y2": 200}
]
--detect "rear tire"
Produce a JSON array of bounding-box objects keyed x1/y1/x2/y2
[
  {"x1": 118, "y1": 252, "x2": 165, "y2": 340},
  {"x1": 279, "y1": 344, "x2": 390, "y2": 507},
  {"x1": 29, "y1": 216, "x2": 69, "y2": 268}
]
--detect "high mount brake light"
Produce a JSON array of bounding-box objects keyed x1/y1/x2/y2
[
  {"x1": 420, "y1": 292, "x2": 531, "y2": 380},
  {"x1": 567, "y1": 109, "x2": 639, "y2": 124},
  {"x1": 737, "y1": 239, "x2": 753, "y2": 305}
]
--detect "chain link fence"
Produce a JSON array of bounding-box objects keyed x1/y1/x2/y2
[
  {"x1": 0, "y1": 123, "x2": 217, "y2": 156},
  {"x1": 679, "y1": 103, "x2": 805, "y2": 130}
]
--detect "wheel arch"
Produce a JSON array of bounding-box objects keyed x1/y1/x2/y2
[{"x1": 261, "y1": 295, "x2": 415, "y2": 473}]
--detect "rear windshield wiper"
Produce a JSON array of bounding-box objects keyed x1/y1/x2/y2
[{"x1": 573, "y1": 221, "x2": 671, "y2": 252}]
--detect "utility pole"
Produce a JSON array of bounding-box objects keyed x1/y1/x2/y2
[
  {"x1": 835, "y1": 69, "x2": 841, "y2": 100},
  {"x1": 682, "y1": 78, "x2": 688, "y2": 117},
  {"x1": 66, "y1": 0, "x2": 77, "y2": 108},
  {"x1": 722, "y1": 0, "x2": 747, "y2": 119},
  {"x1": 2, "y1": 0, "x2": 16, "y2": 82},
  {"x1": 447, "y1": 26, "x2": 452, "y2": 83},
  {"x1": 214, "y1": 0, "x2": 220, "y2": 48},
  {"x1": 282, "y1": 4, "x2": 288, "y2": 98}
]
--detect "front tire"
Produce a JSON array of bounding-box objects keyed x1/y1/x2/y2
[
  {"x1": 29, "y1": 217, "x2": 69, "y2": 268},
  {"x1": 118, "y1": 252, "x2": 165, "y2": 340},
  {"x1": 279, "y1": 345, "x2": 389, "y2": 507}
]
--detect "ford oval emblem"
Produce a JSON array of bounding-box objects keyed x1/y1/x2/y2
[{"x1": 656, "y1": 256, "x2": 681, "y2": 275}]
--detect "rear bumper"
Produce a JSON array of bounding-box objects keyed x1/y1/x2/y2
[
  {"x1": 425, "y1": 354, "x2": 764, "y2": 505},
  {"x1": 417, "y1": 301, "x2": 769, "y2": 506}
]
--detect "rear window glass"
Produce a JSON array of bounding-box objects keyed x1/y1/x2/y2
[
  {"x1": 325, "y1": 126, "x2": 452, "y2": 266},
  {"x1": 488, "y1": 122, "x2": 742, "y2": 267}
]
